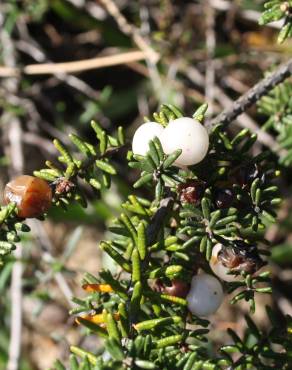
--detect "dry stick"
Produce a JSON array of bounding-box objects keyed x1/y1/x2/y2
[
  {"x1": 98, "y1": 0, "x2": 159, "y2": 64},
  {"x1": 210, "y1": 59, "x2": 292, "y2": 128},
  {"x1": 24, "y1": 50, "x2": 146, "y2": 75},
  {"x1": 0, "y1": 50, "x2": 148, "y2": 77},
  {"x1": 1, "y1": 28, "x2": 24, "y2": 370},
  {"x1": 100, "y1": 0, "x2": 162, "y2": 98},
  {"x1": 205, "y1": 1, "x2": 216, "y2": 117},
  {"x1": 15, "y1": 39, "x2": 100, "y2": 100},
  {"x1": 138, "y1": 4, "x2": 163, "y2": 100},
  {"x1": 15, "y1": 18, "x2": 107, "y2": 100},
  {"x1": 179, "y1": 63, "x2": 280, "y2": 150}
]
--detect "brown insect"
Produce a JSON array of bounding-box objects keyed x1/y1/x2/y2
[
  {"x1": 152, "y1": 279, "x2": 189, "y2": 298},
  {"x1": 164, "y1": 279, "x2": 190, "y2": 298},
  {"x1": 53, "y1": 177, "x2": 75, "y2": 195},
  {"x1": 4, "y1": 175, "x2": 52, "y2": 218},
  {"x1": 178, "y1": 179, "x2": 206, "y2": 205},
  {"x1": 218, "y1": 241, "x2": 265, "y2": 274}
]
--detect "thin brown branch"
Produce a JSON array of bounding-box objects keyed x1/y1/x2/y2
[
  {"x1": 99, "y1": 0, "x2": 159, "y2": 64},
  {"x1": 178, "y1": 62, "x2": 280, "y2": 150},
  {"x1": 0, "y1": 50, "x2": 148, "y2": 77},
  {"x1": 15, "y1": 19, "x2": 101, "y2": 100},
  {"x1": 211, "y1": 59, "x2": 292, "y2": 127},
  {"x1": 1, "y1": 27, "x2": 24, "y2": 370},
  {"x1": 205, "y1": 1, "x2": 216, "y2": 116}
]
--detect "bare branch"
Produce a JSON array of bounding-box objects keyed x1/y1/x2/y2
[
  {"x1": 205, "y1": 1, "x2": 216, "y2": 117},
  {"x1": 0, "y1": 50, "x2": 149, "y2": 77},
  {"x1": 211, "y1": 59, "x2": 292, "y2": 127},
  {"x1": 178, "y1": 62, "x2": 281, "y2": 151},
  {"x1": 99, "y1": 0, "x2": 159, "y2": 64},
  {"x1": 1, "y1": 27, "x2": 23, "y2": 370}
]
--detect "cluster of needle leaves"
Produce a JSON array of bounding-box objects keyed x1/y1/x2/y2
[
  {"x1": 0, "y1": 102, "x2": 290, "y2": 369},
  {"x1": 50, "y1": 105, "x2": 292, "y2": 369},
  {"x1": 0, "y1": 121, "x2": 124, "y2": 264},
  {"x1": 0, "y1": 100, "x2": 290, "y2": 368},
  {"x1": 259, "y1": 0, "x2": 292, "y2": 43},
  {"x1": 258, "y1": 79, "x2": 292, "y2": 166}
]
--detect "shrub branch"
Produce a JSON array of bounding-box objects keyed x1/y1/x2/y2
[{"x1": 211, "y1": 59, "x2": 292, "y2": 127}]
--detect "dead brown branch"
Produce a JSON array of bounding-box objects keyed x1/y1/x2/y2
[{"x1": 0, "y1": 50, "x2": 149, "y2": 77}]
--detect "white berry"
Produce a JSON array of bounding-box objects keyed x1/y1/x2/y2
[
  {"x1": 210, "y1": 244, "x2": 240, "y2": 282},
  {"x1": 186, "y1": 274, "x2": 223, "y2": 317},
  {"x1": 159, "y1": 117, "x2": 209, "y2": 166},
  {"x1": 132, "y1": 122, "x2": 164, "y2": 156}
]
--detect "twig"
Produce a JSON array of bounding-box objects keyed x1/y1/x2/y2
[
  {"x1": 1, "y1": 28, "x2": 23, "y2": 370},
  {"x1": 205, "y1": 1, "x2": 216, "y2": 117},
  {"x1": 0, "y1": 50, "x2": 149, "y2": 77},
  {"x1": 214, "y1": 87, "x2": 283, "y2": 153},
  {"x1": 15, "y1": 19, "x2": 101, "y2": 101},
  {"x1": 211, "y1": 59, "x2": 292, "y2": 127},
  {"x1": 139, "y1": 4, "x2": 163, "y2": 100},
  {"x1": 178, "y1": 62, "x2": 281, "y2": 150},
  {"x1": 99, "y1": 0, "x2": 162, "y2": 98},
  {"x1": 16, "y1": 40, "x2": 100, "y2": 100},
  {"x1": 98, "y1": 0, "x2": 159, "y2": 64}
]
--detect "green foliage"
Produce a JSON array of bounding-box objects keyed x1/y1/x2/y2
[
  {"x1": 1, "y1": 1, "x2": 292, "y2": 369},
  {"x1": 34, "y1": 121, "x2": 124, "y2": 209},
  {"x1": 0, "y1": 203, "x2": 30, "y2": 264},
  {"x1": 0, "y1": 100, "x2": 290, "y2": 368},
  {"x1": 257, "y1": 79, "x2": 292, "y2": 166},
  {"x1": 54, "y1": 104, "x2": 289, "y2": 369},
  {"x1": 220, "y1": 308, "x2": 292, "y2": 369},
  {"x1": 0, "y1": 122, "x2": 123, "y2": 265},
  {"x1": 259, "y1": 1, "x2": 292, "y2": 43}
]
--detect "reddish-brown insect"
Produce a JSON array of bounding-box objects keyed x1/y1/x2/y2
[
  {"x1": 218, "y1": 241, "x2": 265, "y2": 274},
  {"x1": 4, "y1": 175, "x2": 52, "y2": 218},
  {"x1": 178, "y1": 180, "x2": 206, "y2": 205},
  {"x1": 164, "y1": 279, "x2": 190, "y2": 298},
  {"x1": 54, "y1": 177, "x2": 75, "y2": 195},
  {"x1": 152, "y1": 279, "x2": 189, "y2": 298}
]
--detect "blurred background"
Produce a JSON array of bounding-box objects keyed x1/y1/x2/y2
[{"x1": 0, "y1": 0, "x2": 291, "y2": 369}]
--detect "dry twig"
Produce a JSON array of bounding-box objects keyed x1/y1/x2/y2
[
  {"x1": 178, "y1": 62, "x2": 281, "y2": 151},
  {"x1": 0, "y1": 50, "x2": 148, "y2": 77},
  {"x1": 99, "y1": 0, "x2": 159, "y2": 64},
  {"x1": 205, "y1": 1, "x2": 216, "y2": 117},
  {"x1": 211, "y1": 59, "x2": 292, "y2": 127},
  {"x1": 1, "y1": 28, "x2": 24, "y2": 370}
]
